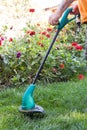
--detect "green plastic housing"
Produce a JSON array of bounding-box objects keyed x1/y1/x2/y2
[
  {"x1": 57, "y1": 8, "x2": 76, "y2": 30},
  {"x1": 21, "y1": 84, "x2": 35, "y2": 110}
]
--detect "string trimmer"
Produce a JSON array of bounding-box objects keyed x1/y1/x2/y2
[{"x1": 19, "y1": 8, "x2": 75, "y2": 116}]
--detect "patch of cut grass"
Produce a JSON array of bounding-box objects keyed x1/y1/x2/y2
[{"x1": 0, "y1": 78, "x2": 87, "y2": 130}]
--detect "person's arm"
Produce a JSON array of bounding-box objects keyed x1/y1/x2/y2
[
  {"x1": 48, "y1": 0, "x2": 74, "y2": 25},
  {"x1": 56, "y1": 0, "x2": 74, "y2": 15}
]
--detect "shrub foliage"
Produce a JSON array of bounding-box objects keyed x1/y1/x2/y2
[{"x1": 0, "y1": 21, "x2": 87, "y2": 87}]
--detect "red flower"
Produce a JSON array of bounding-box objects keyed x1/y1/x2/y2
[
  {"x1": 75, "y1": 45, "x2": 83, "y2": 50},
  {"x1": 9, "y1": 37, "x2": 13, "y2": 42},
  {"x1": 0, "y1": 40, "x2": 2, "y2": 46},
  {"x1": 59, "y1": 63, "x2": 65, "y2": 69},
  {"x1": 46, "y1": 33, "x2": 50, "y2": 38},
  {"x1": 78, "y1": 74, "x2": 84, "y2": 80},
  {"x1": 29, "y1": 31, "x2": 35, "y2": 36},
  {"x1": 40, "y1": 31, "x2": 47, "y2": 35},
  {"x1": 72, "y1": 42, "x2": 78, "y2": 46},
  {"x1": 47, "y1": 28, "x2": 52, "y2": 32},
  {"x1": 29, "y1": 8, "x2": 35, "y2": 12},
  {"x1": 39, "y1": 31, "x2": 50, "y2": 38}
]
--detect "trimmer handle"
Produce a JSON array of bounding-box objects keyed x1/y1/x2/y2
[{"x1": 57, "y1": 8, "x2": 76, "y2": 30}]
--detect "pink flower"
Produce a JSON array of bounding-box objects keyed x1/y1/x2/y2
[
  {"x1": 16, "y1": 52, "x2": 21, "y2": 58},
  {"x1": 1, "y1": 37, "x2": 4, "y2": 41}
]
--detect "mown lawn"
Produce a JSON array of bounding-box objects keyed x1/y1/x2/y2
[{"x1": 0, "y1": 78, "x2": 87, "y2": 130}]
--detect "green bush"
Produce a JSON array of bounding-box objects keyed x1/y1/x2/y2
[{"x1": 0, "y1": 22, "x2": 87, "y2": 87}]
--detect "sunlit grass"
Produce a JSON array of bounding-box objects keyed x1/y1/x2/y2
[{"x1": 0, "y1": 77, "x2": 87, "y2": 130}]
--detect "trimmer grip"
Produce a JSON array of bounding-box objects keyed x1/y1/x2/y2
[{"x1": 57, "y1": 8, "x2": 76, "y2": 30}]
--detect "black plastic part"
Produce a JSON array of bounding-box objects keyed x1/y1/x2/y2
[
  {"x1": 19, "y1": 105, "x2": 45, "y2": 115},
  {"x1": 32, "y1": 29, "x2": 60, "y2": 84}
]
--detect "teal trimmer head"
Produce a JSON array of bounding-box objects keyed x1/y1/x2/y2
[
  {"x1": 19, "y1": 84, "x2": 45, "y2": 116},
  {"x1": 19, "y1": 8, "x2": 75, "y2": 117}
]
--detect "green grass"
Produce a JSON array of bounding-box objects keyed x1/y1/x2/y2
[{"x1": 0, "y1": 78, "x2": 87, "y2": 130}]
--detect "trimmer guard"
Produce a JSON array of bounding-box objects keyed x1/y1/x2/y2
[{"x1": 19, "y1": 104, "x2": 45, "y2": 114}]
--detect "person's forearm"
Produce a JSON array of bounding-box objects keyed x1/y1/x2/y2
[{"x1": 56, "y1": 0, "x2": 74, "y2": 16}]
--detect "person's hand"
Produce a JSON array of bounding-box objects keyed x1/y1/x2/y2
[
  {"x1": 48, "y1": 11, "x2": 62, "y2": 25},
  {"x1": 70, "y1": 1, "x2": 79, "y2": 15},
  {"x1": 48, "y1": 1, "x2": 79, "y2": 26}
]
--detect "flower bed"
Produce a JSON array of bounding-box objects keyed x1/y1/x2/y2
[{"x1": 0, "y1": 1, "x2": 87, "y2": 87}]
